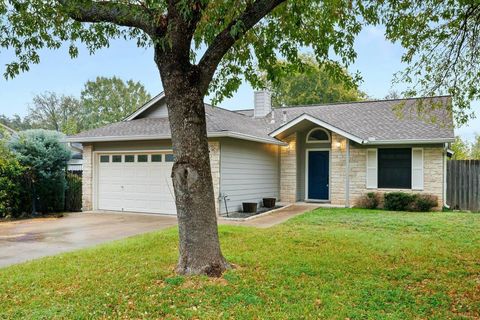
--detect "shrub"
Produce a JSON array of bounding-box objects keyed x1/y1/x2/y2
[
  {"x1": 383, "y1": 192, "x2": 416, "y2": 211},
  {"x1": 412, "y1": 194, "x2": 438, "y2": 212},
  {"x1": 65, "y1": 173, "x2": 82, "y2": 212},
  {"x1": 355, "y1": 192, "x2": 381, "y2": 209},
  {"x1": 0, "y1": 146, "x2": 28, "y2": 218},
  {"x1": 9, "y1": 129, "x2": 71, "y2": 214}
]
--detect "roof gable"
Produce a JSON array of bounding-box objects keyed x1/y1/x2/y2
[
  {"x1": 124, "y1": 92, "x2": 167, "y2": 121},
  {"x1": 70, "y1": 95, "x2": 454, "y2": 145}
]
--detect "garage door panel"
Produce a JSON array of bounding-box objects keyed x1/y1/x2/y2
[{"x1": 97, "y1": 153, "x2": 176, "y2": 215}]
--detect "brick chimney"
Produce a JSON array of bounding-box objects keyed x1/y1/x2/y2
[{"x1": 254, "y1": 90, "x2": 272, "y2": 118}]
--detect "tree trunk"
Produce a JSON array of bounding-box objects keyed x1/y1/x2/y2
[{"x1": 157, "y1": 54, "x2": 229, "y2": 276}]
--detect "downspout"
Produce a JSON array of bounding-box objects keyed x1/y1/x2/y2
[
  {"x1": 345, "y1": 139, "x2": 350, "y2": 208},
  {"x1": 443, "y1": 143, "x2": 449, "y2": 208}
]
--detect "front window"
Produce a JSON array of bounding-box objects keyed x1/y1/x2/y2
[{"x1": 378, "y1": 148, "x2": 411, "y2": 189}]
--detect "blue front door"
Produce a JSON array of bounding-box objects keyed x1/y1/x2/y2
[{"x1": 308, "y1": 151, "x2": 329, "y2": 200}]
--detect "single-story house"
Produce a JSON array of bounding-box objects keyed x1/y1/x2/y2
[
  {"x1": 68, "y1": 91, "x2": 454, "y2": 215},
  {"x1": 67, "y1": 142, "x2": 84, "y2": 172}
]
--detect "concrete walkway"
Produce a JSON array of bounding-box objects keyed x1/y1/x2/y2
[
  {"x1": 219, "y1": 203, "x2": 320, "y2": 228},
  {"x1": 0, "y1": 212, "x2": 177, "y2": 268}
]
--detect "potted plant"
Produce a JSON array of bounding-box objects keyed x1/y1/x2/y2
[
  {"x1": 242, "y1": 202, "x2": 257, "y2": 213},
  {"x1": 263, "y1": 197, "x2": 276, "y2": 208}
]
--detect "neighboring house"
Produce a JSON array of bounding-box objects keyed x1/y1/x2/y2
[
  {"x1": 67, "y1": 142, "x2": 84, "y2": 172},
  {"x1": 68, "y1": 91, "x2": 454, "y2": 215}
]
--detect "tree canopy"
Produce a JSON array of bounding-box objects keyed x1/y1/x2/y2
[
  {"x1": 449, "y1": 135, "x2": 480, "y2": 160},
  {"x1": 80, "y1": 76, "x2": 152, "y2": 130},
  {"x1": 27, "y1": 92, "x2": 82, "y2": 134},
  {"x1": 450, "y1": 136, "x2": 471, "y2": 160},
  {"x1": 266, "y1": 55, "x2": 366, "y2": 107},
  {"x1": 0, "y1": 77, "x2": 151, "y2": 134}
]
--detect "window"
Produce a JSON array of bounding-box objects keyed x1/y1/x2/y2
[
  {"x1": 137, "y1": 155, "x2": 148, "y2": 162},
  {"x1": 112, "y1": 155, "x2": 122, "y2": 163},
  {"x1": 378, "y1": 148, "x2": 411, "y2": 189},
  {"x1": 125, "y1": 155, "x2": 135, "y2": 163},
  {"x1": 100, "y1": 155, "x2": 110, "y2": 163},
  {"x1": 151, "y1": 154, "x2": 162, "y2": 162},
  {"x1": 165, "y1": 154, "x2": 175, "y2": 162},
  {"x1": 306, "y1": 128, "x2": 330, "y2": 142}
]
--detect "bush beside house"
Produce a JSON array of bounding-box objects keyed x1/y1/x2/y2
[
  {"x1": 356, "y1": 191, "x2": 438, "y2": 212},
  {"x1": 0, "y1": 129, "x2": 81, "y2": 219},
  {"x1": 0, "y1": 145, "x2": 28, "y2": 218}
]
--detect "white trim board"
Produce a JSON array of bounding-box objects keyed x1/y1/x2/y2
[
  {"x1": 305, "y1": 148, "x2": 331, "y2": 201},
  {"x1": 269, "y1": 114, "x2": 364, "y2": 144},
  {"x1": 68, "y1": 131, "x2": 287, "y2": 146}
]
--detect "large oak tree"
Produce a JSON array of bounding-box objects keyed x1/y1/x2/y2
[{"x1": 1, "y1": 0, "x2": 479, "y2": 275}]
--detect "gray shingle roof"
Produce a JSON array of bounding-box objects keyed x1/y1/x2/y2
[{"x1": 69, "y1": 96, "x2": 454, "y2": 144}]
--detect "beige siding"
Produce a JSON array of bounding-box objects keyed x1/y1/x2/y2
[
  {"x1": 209, "y1": 141, "x2": 221, "y2": 215},
  {"x1": 280, "y1": 133, "x2": 297, "y2": 203},
  {"x1": 330, "y1": 133, "x2": 347, "y2": 205},
  {"x1": 219, "y1": 138, "x2": 279, "y2": 213},
  {"x1": 137, "y1": 100, "x2": 168, "y2": 118},
  {"x1": 82, "y1": 144, "x2": 93, "y2": 211}
]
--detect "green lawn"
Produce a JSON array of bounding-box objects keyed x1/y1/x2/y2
[{"x1": 1, "y1": 209, "x2": 479, "y2": 319}]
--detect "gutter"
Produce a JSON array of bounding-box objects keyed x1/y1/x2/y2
[
  {"x1": 67, "y1": 131, "x2": 287, "y2": 146},
  {"x1": 361, "y1": 138, "x2": 455, "y2": 145}
]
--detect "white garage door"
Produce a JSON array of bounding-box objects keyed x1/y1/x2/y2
[{"x1": 97, "y1": 153, "x2": 177, "y2": 215}]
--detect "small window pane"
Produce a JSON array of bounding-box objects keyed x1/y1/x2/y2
[
  {"x1": 138, "y1": 155, "x2": 148, "y2": 162},
  {"x1": 307, "y1": 129, "x2": 329, "y2": 142},
  {"x1": 100, "y1": 155, "x2": 110, "y2": 163},
  {"x1": 112, "y1": 155, "x2": 122, "y2": 163},
  {"x1": 125, "y1": 155, "x2": 135, "y2": 163},
  {"x1": 165, "y1": 154, "x2": 175, "y2": 162},
  {"x1": 151, "y1": 154, "x2": 162, "y2": 162}
]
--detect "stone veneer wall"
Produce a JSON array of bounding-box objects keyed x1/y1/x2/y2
[
  {"x1": 348, "y1": 145, "x2": 445, "y2": 208},
  {"x1": 280, "y1": 133, "x2": 297, "y2": 203},
  {"x1": 82, "y1": 143, "x2": 93, "y2": 211},
  {"x1": 330, "y1": 133, "x2": 347, "y2": 206},
  {"x1": 208, "y1": 141, "x2": 221, "y2": 215}
]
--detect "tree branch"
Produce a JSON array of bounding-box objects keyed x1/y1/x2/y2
[
  {"x1": 57, "y1": 0, "x2": 166, "y2": 37},
  {"x1": 197, "y1": 0, "x2": 286, "y2": 92}
]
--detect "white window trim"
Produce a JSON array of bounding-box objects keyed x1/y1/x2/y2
[
  {"x1": 306, "y1": 128, "x2": 331, "y2": 143},
  {"x1": 366, "y1": 148, "x2": 378, "y2": 189},
  {"x1": 411, "y1": 148, "x2": 424, "y2": 190}
]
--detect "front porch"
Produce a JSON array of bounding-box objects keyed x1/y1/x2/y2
[{"x1": 277, "y1": 118, "x2": 352, "y2": 207}]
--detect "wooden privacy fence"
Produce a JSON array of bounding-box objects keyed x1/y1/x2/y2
[{"x1": 447, "y1": 160, "x2": 480, "y2": 211}]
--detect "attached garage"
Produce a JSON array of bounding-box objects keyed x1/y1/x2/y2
[{"x1": 96, "y1": 152, "x2": 177, "y2": 215}]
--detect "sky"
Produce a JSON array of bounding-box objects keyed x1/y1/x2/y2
[{"x1": 0, "y1": 26, "x2": 478, "y2": 142}]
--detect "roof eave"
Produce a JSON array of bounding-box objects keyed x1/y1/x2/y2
[
  {"x1": 363, "y1": 138, "x2": 455, "y2": 145},
  {"x1": 67, "y1": 131, "x2": 287, "y2": 146}
]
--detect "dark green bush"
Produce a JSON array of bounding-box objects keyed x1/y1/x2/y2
[
  {"x1": 0, "y1": 149, "x2": 28, "y2": 218},
  {"x1": 9, "y1": 129, "x2": 71, "y2": 215},
  {"x1": 384, "y1": 192, "x2": 416, "y2": 211},
  {"x1": 412, "y1": 194, "x2": 438, "y2": 212},
  {"x1": 355, "y1": 192, "x2": 381, "y2": 209},
  {"x1": 65, "y1": 173, "x2": 82, "y2": 212}
]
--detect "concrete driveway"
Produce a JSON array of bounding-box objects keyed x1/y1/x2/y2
[{"x1": 0, "y1": 212, "x2": 177, "y2": 268}]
